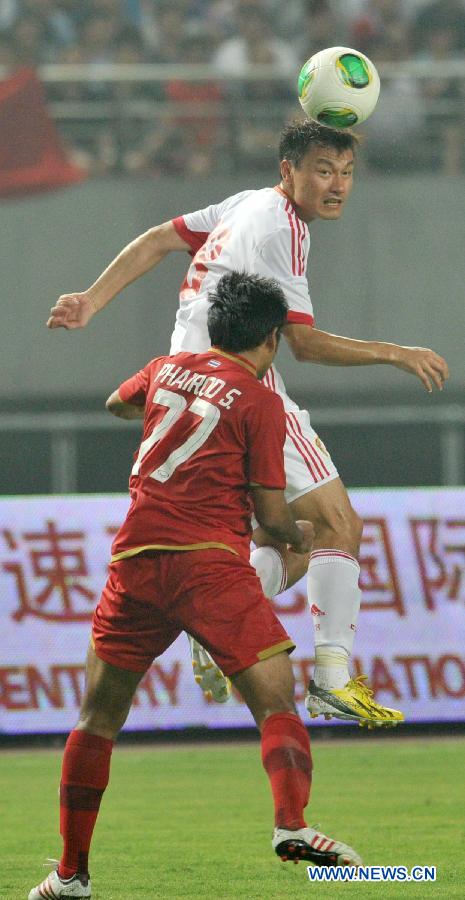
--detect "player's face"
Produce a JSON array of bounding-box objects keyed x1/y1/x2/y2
[{"x1": 281, "y1": 146, "x2": 354, "y2": 223}]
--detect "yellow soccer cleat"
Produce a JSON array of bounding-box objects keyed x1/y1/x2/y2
[
  {"x1": 188, "y1": 634, "x2": 231, "y2": 703},
  {"x1": 306, "y1": 675, "x2": 404, "y2": 728}
]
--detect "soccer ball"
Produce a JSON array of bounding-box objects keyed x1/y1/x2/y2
[{"x1": 298, "y1": 46, "x2": 380, "y2": 127}]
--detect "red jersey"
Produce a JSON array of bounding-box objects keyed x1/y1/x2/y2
[{"x1": 111, "y1": 348, "x2": 286, "y2": 562}]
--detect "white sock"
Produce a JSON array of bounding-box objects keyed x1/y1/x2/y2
[
  {"x1": 308, "y1": 549, "x2": 361, "y2": 690},
  {"x1": 250, "y1": 546, "x2": 287, "y2": 599}
]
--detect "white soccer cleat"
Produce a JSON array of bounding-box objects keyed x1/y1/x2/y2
[
  {"x1": 187, "y1": 635, "x2": 231, "y2": 703},
  {"x1": 28, "y1": 864, "x2": 91, "y2": 898},
  {"x1": 272, "y1": 825, "x2": 362, "y2": 867}
]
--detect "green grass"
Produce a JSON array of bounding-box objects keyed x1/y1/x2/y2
[{"x1": 1, "y1": 736, "x2": 464, "y2": 899}]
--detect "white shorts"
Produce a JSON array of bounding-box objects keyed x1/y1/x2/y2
[{"x1": 263, "y1": 365, "x2": 339, "y2": 504}]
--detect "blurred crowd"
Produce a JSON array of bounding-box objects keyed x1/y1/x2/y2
[{"x1": 1, "y1": 0, "x2": 464, "y2": 176}]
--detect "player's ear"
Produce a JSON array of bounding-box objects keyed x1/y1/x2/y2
[
  {"x1": 280, "y1": 159, "x2": 292, "y2": 185},
  {"x1": 265, "y1": 327, "x2": 280, "y2": 354}
]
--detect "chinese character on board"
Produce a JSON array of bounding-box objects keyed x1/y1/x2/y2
[
  {"x1": 410, "y1": 517, "x2": 465, "y2": 610},
  {"x1": 359, "y1": 518, "x2": 404, "y2": 616},
  {"x1": 2, "y1": 521, "x2": 95, "y2": 622}
]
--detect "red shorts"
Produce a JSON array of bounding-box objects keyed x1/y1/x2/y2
[{"x1": 92, "y1": 549, "x2": 294, "y2": 676}]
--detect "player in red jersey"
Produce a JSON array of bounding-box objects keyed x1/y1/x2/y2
[{"x1": 29, "y1": 272, "x2": 361, "y2": 900}]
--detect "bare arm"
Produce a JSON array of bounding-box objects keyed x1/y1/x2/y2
[
  {"x1": 106, "y1": 389, "x2": 145, "y2": 420},
  {"x1": 251, "y1": 485, "x2": 314, "y2": 553},
  {"x1": 47, "y1": 221, "x2": 189, "y2": 330},
  {"x1": 284, "y1": 323, "x2": 449, "y2": 393}
]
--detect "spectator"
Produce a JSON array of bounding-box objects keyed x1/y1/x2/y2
[
  {"x1": 361, "y1": 34, "x2": 427, "y2": 173},
  {"x1": 213, "y1": 1, "x2": 295, "y2": 76},
  {"x1": 123, "y1": 33, "x2": 224, "y2": 177},
  {"x1": 0, "y1": 0, "x2": 18, "y2": 33},
  {"x1": 136, "y1": 0, "x2": 202, "y2": 59},
  {"x1": 0, "y1": 33, "x2": 19, "y2": 69},
  {"x1": 296, "y1": 0, "x2": 347, "y2": 65},
  {"x1": 347, "y1": 0, "x2": 412, "y2": 58},
  {"x1": 411, "y1": 0, "x2": 465, "y2": 54},
  {"x1": 2, "y1": 0, "x2": 76, "y2": 45},
  {"x1": 10, "y1": 14, "x2": 48, "y2": 66},
  {"x1": 213, "y1": 2, "x2": 295, "y2": 169},
  {"x1": 88, "y1": 0, "x2": 126, "y2": 18},
  {"x1": 49, "y1": 12, "x2": 124, "y2": 175},
  {"x1": 79, "y1": 11, "x2": 122, "y2": 71},
  {"x1": 416, "y1": 22, "x2": 464, "y2": 174},
  {"x1": 204, "y1": 0, "x2": 237, "y2": 41},
  {"x1": 269, "y1": 0, "x2": 315, "y2": 42}
]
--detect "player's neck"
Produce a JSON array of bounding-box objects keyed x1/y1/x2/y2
[
  {"x1": 211, "y1": 347, "x2": 258, "y2": 377},
  {"x1": 276, "y1": 183, "x2": 309, "y2": 223},
  {"x1": 245, "y1": 348, "x2": 275, "y2": 380}
]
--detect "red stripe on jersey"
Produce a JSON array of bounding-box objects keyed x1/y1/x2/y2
[
  {"x1": 289, "y1": 412, "x2": 331, "y2": 477},
  {"x1": 294, "y1": 213, "x2": 305, "y2": 275},
  {"x1": 285, "y1": 414, "x2": 320, "y2": 481},
  {"x1": 286, "y1": 311, "x2": 314, "y2": 326},
  {"x1": 268, "y1": 365, "x2": 278, "y2": 393},
  {"x1": 285, "y1": 200, "x2": 297, "y2": 275},
  {"x1": 262, "y1": 370, "x2": 272, "y2": 391},
  {"x1": 287, "y1": 413, "x2": 325, "y2": 478},
  {"x1": 172, "y1": 216, "x2": 209, "y2": 255},
  {"x1": 308, "y1": 437, "x2": 331, "y2": 478},
  {"x1": 287, "y1": 413, "x2": 329, "y2": 479}
]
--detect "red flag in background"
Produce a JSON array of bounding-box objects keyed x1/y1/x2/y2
[{"x1": 0, "y1": 67, "x2": 86, "y2": 198}]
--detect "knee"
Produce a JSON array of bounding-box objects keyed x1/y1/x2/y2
[
  {"x1": 254, "y1": 680, "x2": 298, "y2": 729},
  {"x1": 77, "y1": 707, "x2": 122, "y2": 742},
  {"x1": 256, "y1": 697, "x2": 297, "y2": 731}
]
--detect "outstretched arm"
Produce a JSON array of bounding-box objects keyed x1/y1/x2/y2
[
  {"x1": 284, "y1": 323, "x2": 449, "y2": 393},
  {"x1": 47, "y1": 221, "x2": 189, "y2": 330}
]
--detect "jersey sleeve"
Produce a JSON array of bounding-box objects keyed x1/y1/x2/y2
[
  {"x1": 255, "y1": 227, "x2": 314, "y2": 326},
  {"x1": 118, "y1": 362, "x2": 152, "y2": 406},
  {"x1": 245, "y1": 390, "x2": 286, "y2": 489},
  {"x1": 172, "y1": 201, "x2": 225, "y2": 254}
]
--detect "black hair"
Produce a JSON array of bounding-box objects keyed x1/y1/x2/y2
[
  {"x1": 279, "y1": 118, "x2": 358, "y2": 168},
  {"x1": 207, "y1": 272, "x2": 288, "y2": 353}
]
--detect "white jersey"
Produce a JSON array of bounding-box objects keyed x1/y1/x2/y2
[
  {"x1": 171, "y1": 187, "x2": 314, "y2": 354},
  {"x1": 171, "y1": 187, "x2": 337, "y2": 498}
]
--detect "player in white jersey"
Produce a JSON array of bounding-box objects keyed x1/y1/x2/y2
[{"x1": 48, "y1": 120, "x2": 448, "y2": 726}]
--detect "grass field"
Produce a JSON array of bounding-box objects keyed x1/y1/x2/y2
[{"x1": 2, "y1": 736, "x2": 464, "y2": 899}]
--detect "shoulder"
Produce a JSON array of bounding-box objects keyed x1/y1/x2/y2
[
  {"x1": 257, "y1": 191, "x2": 309, "y2": 240},
  {"x1": 222, "y1": 189, "x2": 260, "y2": 214},
  {"x1": 246, "y1": 379, "x2": 285, "y2": 417},
  {"x1": 144, "y1": 355, "x2": 166, "y2": 372}
]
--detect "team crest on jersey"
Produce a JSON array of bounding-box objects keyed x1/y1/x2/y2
[
  {"x1": 207, "y1": 359, "x2": 222, "y2": 368},
  {"x1": 315, "y1": 436, "x2": 329, "y2": 456}
]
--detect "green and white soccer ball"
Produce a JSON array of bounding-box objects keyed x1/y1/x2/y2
[{"x1": 298, "y1": 46, "x2": 380, "y2": 127}]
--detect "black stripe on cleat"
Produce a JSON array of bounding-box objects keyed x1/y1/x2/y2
[{"x1": 275, "y1": 839, "x2": 339, "y2": 867}]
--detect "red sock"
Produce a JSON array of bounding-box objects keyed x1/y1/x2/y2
[
  {"x1": 261, "y1": 712, "x2": 312, "y2": 830},
  {"x1": 58, "y1": 729, "x2": 113, "y2": 879}
]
